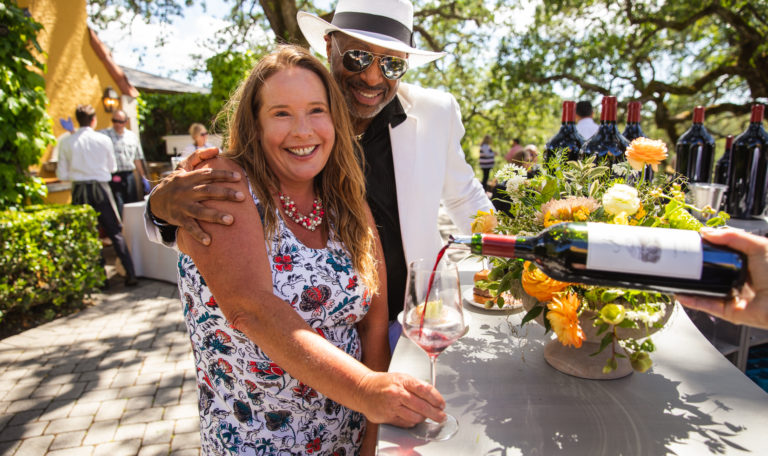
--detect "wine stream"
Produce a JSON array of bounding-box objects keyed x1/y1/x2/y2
[{"x1": 418, "y1": 243, "x2": 451, "y2": 337}]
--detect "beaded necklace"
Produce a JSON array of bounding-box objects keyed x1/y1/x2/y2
[{"x1": 278, "y1": 193, "x2": 324, "y2": 231}]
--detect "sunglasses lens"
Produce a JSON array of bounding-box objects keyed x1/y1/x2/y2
[
  {"x1": 343, "y1": 50, "x2": 374, "y2": 72},
  {"x1": 380, "y1": 57, "x2": 408, "y2": 80},
  {"x1": 341, "y1": 49, "x2": 408, "y2": 80}
]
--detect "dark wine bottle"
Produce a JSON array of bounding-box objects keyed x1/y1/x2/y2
[
  {"x1": 674, "y1": 106, "x2": 715, "y2": 184},
  {"x1": 713, "y1": 135, "x2": 733, "y2": 186},
  {"x1": 725, "y1": 104, "x2": 768, "y2": 219},
  {"x1": 579, "y1": 96, "x2": 629, "y2": 165},
  {"x1": 544, "y1": 100, "x2": 584, "y2": 162},
  {"x1": 622, "y1": 101, "x2": 653, "y2": 181},
  {"x1": 622, "y1": 101, "x2": 645, "y2": 142},
  {"x1": 450, "y1": 222, "x2": 746, "y2": 298}
]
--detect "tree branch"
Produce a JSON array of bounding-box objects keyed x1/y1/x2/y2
[{"x1": 412, "y1": 25, "x2": 443, "y2": 53}]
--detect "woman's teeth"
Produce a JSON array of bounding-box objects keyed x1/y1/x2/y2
[{"x1": 288, "y1": 146, "x2": 315, "y2": 156}]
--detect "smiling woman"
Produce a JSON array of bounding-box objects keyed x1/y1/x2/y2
[
  {"x1": 173, "y1": 45, "x2": 447, "y2": 455},
  {"x1": 258, "y1": 66, "x2": 335, "y2": 191}
]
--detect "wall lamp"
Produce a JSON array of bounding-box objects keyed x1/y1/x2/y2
[{"x1": 102, "y1": 87, "x2": 119, "y2": 113}]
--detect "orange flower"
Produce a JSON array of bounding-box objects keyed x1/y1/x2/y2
[
  {"x1": 538, "y1": 197, "x2": 599, "y2": 228},
  {"x1": 625, "y1": 137, "x2": 668, "y2": 172},
  {"x1": 521, "y1": 261, "x2": 571, "y2": 301},
  {"x1": 546, "y1": 292, "x2": 585, "y2": 348}
]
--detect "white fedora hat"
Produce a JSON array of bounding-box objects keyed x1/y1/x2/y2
[{"x1": 297, "y1": 0, "x2": 446, "y2": 68}]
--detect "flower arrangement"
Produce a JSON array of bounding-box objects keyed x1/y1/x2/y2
[{"x1": 475, "y1": 138, "x2": 729, "y2": 374}]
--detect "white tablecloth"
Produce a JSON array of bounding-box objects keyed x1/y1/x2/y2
[
  {"x1": 379, "y1": 265, "x2": 768, "y2": 455},
  {"x1": 122, "y1": 200, "x2": 179, "y2": 283}
]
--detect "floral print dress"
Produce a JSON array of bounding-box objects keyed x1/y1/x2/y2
[{"x1": 177, "y1": 188, "x2": 372, "y2": 455}]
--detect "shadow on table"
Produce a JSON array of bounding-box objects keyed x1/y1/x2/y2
[{"x1": 435, "y1": 316, "x2": 751, "y2": 455}]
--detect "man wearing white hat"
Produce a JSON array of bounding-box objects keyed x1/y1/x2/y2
[{"x1": 144, "y1": 0, "x2": 492, "y2": 348}]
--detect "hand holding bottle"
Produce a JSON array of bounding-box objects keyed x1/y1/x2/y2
[{"x1": 676, "y1": 228, "x2": 768, "y2": 330}]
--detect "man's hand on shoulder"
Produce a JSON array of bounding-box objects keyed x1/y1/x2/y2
[{"x1": 150, "y1": 148, "x2": 245, "y2": 246}]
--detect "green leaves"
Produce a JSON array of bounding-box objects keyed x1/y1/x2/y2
[
  {"x1": 665, "y1": 199, "x2": 704, "y2": 231},
  {"x1": 521, "y1": 305, "x2": 543, "y2": 326},
  {"x1": 0, "y1": 205, "x2": 104, "y2": 323},
  {"x1": 0, "y1": 1, "x2": 53, "y2": 210},
  {"x1": 494, "y1": 0, "x2": 767, "y2": 146},
  {"x1": 138, "y1": 48, "x2": 267, "y2": 161}
]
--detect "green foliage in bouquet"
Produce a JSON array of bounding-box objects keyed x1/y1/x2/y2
[{"x1": 481, "y1": 147, "x2": 729, "y2": 374}]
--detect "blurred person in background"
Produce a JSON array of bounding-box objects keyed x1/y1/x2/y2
[
  {"x1": 575, "y1": 100, "x2": 599, "y2": 140},
  {"x1": 504, "y1": 137, "x2": 523, "y2": 164},
  {"x1": 180, "y1": 123, "x2": 215, "y2": 159},
  {"x1": 478, "y1": 134, "x2": 496, "y2": 190},
  {"x1": 100, "y1": 109, "x2": 148, "y2": 215},
  {"x1": 57, "y1": 104, "x2": 137, "y2": 287}
]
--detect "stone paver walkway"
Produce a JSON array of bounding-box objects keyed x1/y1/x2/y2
[
  {"x1": 0, "y1": 279, "x2": 201, "y2": 455},
  {"x1": 0, "y1": 204, "x2": 465, "y2": 454}
]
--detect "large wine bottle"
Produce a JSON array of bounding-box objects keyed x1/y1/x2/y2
[
  {"x1": 675, "y1": 106, "x2": 715, "y2": 183},
  {"x1": 713, "y1": 135, "x2": 734, "y2": 186},
  {"x1": 450, "y1": 222, "x2": 746, "y2": 297},
  {"x1": 725, "y1": 104, "x2": 768, "y2": 219},
  {"x1": 579, "y1": 96, "x2": 629, "y2": 165},
  {"x1": 622, "y1": 101, "x2": 645, "y2": 142},
  {"x1": 622, "y1": 101, "x2": 653, "y2": 181},
  {"x1": 544, "y1": 100, "x2": 584, "y2": 162}
]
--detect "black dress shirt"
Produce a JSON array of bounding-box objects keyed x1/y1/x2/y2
[{"x1": 360, "y1": 97, "x2": 408, "y2": 322}]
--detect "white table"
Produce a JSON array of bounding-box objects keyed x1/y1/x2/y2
[
  {"x1": 122, "y1": 200, "x2": 179, "y2": 283},
  {"x1": 378, "y1": 268, "x2": 768, "y2": 455}
]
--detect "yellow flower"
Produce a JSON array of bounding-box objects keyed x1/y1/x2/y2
[
  {"x1": 521, "y1": 261, "x2": 571, "y2": 302},
  {"x1": 602, "y1": 184, "x2": 640, "y2": 216},
  {"x1": 613, "y1": 212, "x2": 629, "y2": 225},
  {"x1": 471, "y1": 209, "x2": 498, "y2": 234},
  {"x1": 538, "y1": 197, "x2": 599, "y2": 228},
  {"x1": 573, "y1": 207, "x2": 590, "y2": 221},
  {"x1": 625, "y1": 137, "x2": 668, "y2": 171},
  {"x1": 546, "y1": 292, "x2": 585, "y2": 348}
]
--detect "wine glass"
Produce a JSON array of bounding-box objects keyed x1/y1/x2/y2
[{"x1": 402, "y1": 258, "x2": 465, "y2": 441}]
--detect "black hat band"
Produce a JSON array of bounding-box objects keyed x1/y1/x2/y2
[{"x1": 331, "y1": 11, "x2": 414, "y2": 47}]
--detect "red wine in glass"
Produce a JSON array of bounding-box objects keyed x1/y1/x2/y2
[{"x1": 406, "y1": 306, "x2": 465, "y2": 356}]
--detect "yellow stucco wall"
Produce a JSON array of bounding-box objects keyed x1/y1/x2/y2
[{"x1": 19, "y1": 0, "x2": 122, "y2": 161}]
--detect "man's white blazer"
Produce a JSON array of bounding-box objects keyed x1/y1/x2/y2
[{"x1": 390, "y1": 83, "x2": 493, "y2": 266}]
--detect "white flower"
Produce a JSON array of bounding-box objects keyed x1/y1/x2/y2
[
  {"x1": 495, "y1": 163, "x2": 527, "y2": 182},
  {"x1": 495, "y1": 163, "x2": 528, "y2": 197},
  {"x1": 602, "y1": 183, "x2": 640, "y2": 216},
  {"x1": 505, "y1": 174, "x2": 526, "y2": 194}
]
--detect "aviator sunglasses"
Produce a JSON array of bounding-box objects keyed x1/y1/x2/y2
[{"x1": 334, "y1": 39, "x2": 409, "y2": 80}]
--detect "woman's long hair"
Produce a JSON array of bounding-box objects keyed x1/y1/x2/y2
[{"x1": 218, "y1": 45, "x2": 378, "y2": 292}]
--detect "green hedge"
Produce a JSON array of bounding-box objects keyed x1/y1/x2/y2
[{"x1": 0, "y1": 204, "x2": 104, "y2": 323}]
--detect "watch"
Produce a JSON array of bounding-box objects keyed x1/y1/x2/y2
[
  {"x1": 147, "y1": 197, "x2": 178, "y2": 244},
  {"x1": 147, "y1": 197, "x2": 171, "y2": 227}
]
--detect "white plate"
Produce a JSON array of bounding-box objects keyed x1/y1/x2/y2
[
  {"x1": 397, "y1": 309, "x2": 471, "y2": 336},
  {"x1": 462, "y1": 287, "x2": 522, "y2": 311}
]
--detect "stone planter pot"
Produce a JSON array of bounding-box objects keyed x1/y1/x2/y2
[{"x1": 519, "y1": 287, "x2": 673, "y2": 380}]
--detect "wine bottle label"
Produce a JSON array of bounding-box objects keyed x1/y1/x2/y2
[{"x1": 586, "y1": 223, "x2": 703, "y2": 279}]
